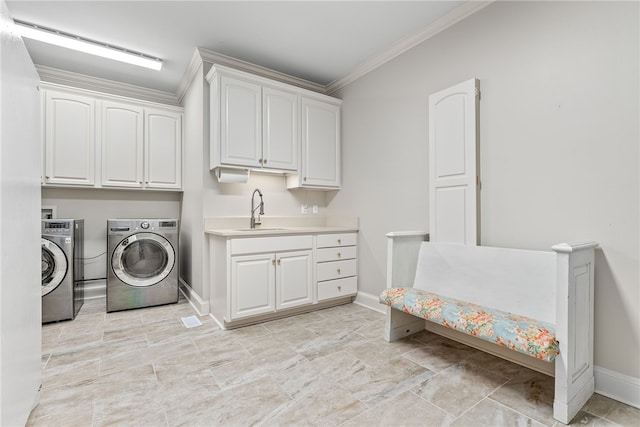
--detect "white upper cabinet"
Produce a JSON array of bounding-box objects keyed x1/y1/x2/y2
[
  {"x1": 44, "y1": 90, "x2": 95, "y2": 186},
  {"x1": 145, "y1": 108, "x2": 182, "y2": 189},
  {"x1": 101, "y1": 100, "x2": 144, "y2": 188},
  {"x1": 293, "y1": 97, "x2": 341, "y2": 189},
  {"x1": 42, "y1": 85, "x2": 183, "y2": 191},
  {"x1": 262, "y1": 86, "x2": 298, "y2": 171},
  {"x1": 208, "y1": 65, "x2": 338, "y2": 182},
  {"x1": 210, "y1": 67, "x2": 299, "y2": 172},
  {"x1": 219, "y1": 75, "x2": 262, "y2": 168}
]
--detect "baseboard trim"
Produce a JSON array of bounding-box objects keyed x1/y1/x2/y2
[
  {"x1": 354, "y1": 290, "x2": 385, "y2": 313},
  {"x1": 594, "y1": 366, "x2": 640, "y2": 409},
  {"x1": 179, "y1": 278, "x2": 210, "y2": 315}
]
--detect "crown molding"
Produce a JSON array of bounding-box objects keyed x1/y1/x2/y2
[
  {"x1": 197, "y1": 47, "x2": 326, "y2": 94},
  {"x1": 175, "y1": 48, "x2": 205, "y2": 104},
  {"x1": 35, "y1": 65, "x2": 179, "y2": 106},
  {"x1": 326, "y1": 1, "x2": 493, "y2": 94}
]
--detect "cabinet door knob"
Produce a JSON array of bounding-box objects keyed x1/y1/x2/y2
[
  {"x1": 277, "y1": 259, "x2": 281, "y2": 265},
  {"x1": 263, "y1": 159, "x2": 267, "y2": 164},
  {"x1": 272, "y1": 259, "x2": 276, "y2": 265}
]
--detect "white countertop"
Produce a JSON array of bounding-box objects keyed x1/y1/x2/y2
[{"x1": 204, "y1": 216, "x2": 359, "y2": 238}]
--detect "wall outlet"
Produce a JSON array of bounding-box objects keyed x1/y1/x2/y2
[
  {"x1": 301, "y1": 204, "x2": 308, "y2": 215},
  {"x1": 312, "y1": 204, "x2": 318, "y2": 214}
]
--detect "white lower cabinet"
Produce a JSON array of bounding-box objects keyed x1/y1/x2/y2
[
  {"x1": 230, "y1": 249, "x2": 312, "y2": 320},
  {"x1": 210, "y1": 231, "x2": 357, "y2": 328},
  {"x1": 316, "y1": 233, "x2": 358, "y2": 301}
]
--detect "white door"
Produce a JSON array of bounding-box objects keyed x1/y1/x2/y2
[
  {"x1": 231, "y1": 253, "x2": 276, "y2": 319},
  {"x1": 300, "y1": 98, "x2": 341, "y2": 188},
  {"x1": 263, "y1": 87, "x2": 298, "y2": 171},
  {"x1": 145, "y1": 108, "x2": 182, "y2": 189},
  {"x1": 428, "y1": 78, "x2": 479, "y2": 245},
  {"x1": 101, "y1": 101, "x2": 144, "y2": 188},
  {"x1": 276, "y1": 250, "x2": 312, "y2": 310},
  {"x1": 220, "y1": 76, "x2": 262, "y2": 168},
  {"x1": 44, "y1": 91, "x2": 95, "y2": 186}
]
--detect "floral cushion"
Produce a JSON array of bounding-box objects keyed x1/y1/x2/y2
[{"x1": 379, "y1": 287, "x2": 559, "y2": 362}]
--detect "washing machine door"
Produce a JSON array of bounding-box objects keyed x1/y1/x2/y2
[
  {"x1": 42, "y1": 238, "x2": 68, "y2": 296},
  {"x1": 112, "y1": 233, "x2": 175, "y2": 287}
]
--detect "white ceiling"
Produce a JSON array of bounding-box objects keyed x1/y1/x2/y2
[{"x1": 6, "y1": 1, "x2": 468, "y2": 95}]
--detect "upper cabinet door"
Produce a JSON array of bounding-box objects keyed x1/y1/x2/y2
[
  {"x1": 101, "y1": 100, "x2": 144, "y2": 188},
  {"x1": 428, "y1": 78, "x2": 479, "y2": 245},
  {"x1": 300, "y1": 97, "x2": 341, "y2": 188},
  {"x1": 145, "y1": 108, "x2": 182, "y2": 189},
  {"x1": 44, "y1": 91, "x2": 95, "y2": 186},
  {"x1": 219, "y1": 76, "x2": 262, "y2": 168},
  {"x1": 262, "y1": 87, "x2": 298, "y2": 171}
]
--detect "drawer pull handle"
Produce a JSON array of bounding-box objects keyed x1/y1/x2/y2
[
  {"x1": 337, "y1": 252, "x2": 341, "y2": 258},
  {"x1": 337, "y1": 268, "x2": 341, "y2": 274},
  {"x1": 337, "y1": 239, "x2": 342, "y2": 244},
  {"x1": 338, "y1": 286, "x2": 342, "y2": 292}
]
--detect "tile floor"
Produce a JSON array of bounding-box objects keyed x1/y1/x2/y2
[{"x1": 28, "y1": 297, "x2": 639, "y2": 427}]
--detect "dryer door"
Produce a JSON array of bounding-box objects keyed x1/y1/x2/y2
[
  {"x1": 112, "y1": 233, "x2": 175, "y2": 287},
  {"x1": 42, "y1": 238, "x2": 68, "y2": 296}
]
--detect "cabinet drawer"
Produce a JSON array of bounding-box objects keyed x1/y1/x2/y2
[
  {"x1": 317, "y1": 246, "x2": 357, "y2": 263},
  {"x1": 317, "y1": 259, "x2": 357, "y2": 282},
  {"x1": 231, "y1": 235, "x2": 313, "y2": 255},
  {"x1": 317, "y1": 233, "x2": 357, "y2": 248},
  {"x1": 317, "y1": 276, "x2": 357, "y2": 301}
]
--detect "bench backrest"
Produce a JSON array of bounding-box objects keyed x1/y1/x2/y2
[{"x1": 413, "y1": 242, "x2": 557, "y2": 324}]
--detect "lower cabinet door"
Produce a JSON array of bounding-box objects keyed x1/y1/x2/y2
[
  {"x1": 276, "y1": 250, "x2": 313, "y2": 310},
  {"x1": 230, "y1": 253, "x2": 276, "y2": 319}
]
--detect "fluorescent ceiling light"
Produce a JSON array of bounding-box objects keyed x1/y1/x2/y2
[{"x1": 14, "y1": 20, "x2": 162, "y2": 71}]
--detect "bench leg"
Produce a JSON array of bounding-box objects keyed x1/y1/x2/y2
[{"x1": 384, "y1": 307, "x2": 425, "y2": 342}]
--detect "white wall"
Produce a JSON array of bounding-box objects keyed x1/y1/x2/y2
[
  {"x1": 42, "y1": 188, "x2": 180, "y2": 283},
  {"x1": 332, "y1": 0, "x2": 639, "y2": 385},
  {"x1": 0, "y1": 1, "x2": 42, "y2": 423}
]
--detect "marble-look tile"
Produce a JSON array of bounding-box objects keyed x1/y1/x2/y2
[
  {"x1": 26, "y1": 299, "x2": 640, "y2": 427},
  {"x1": 451, "y1": 398, "x2": 546, "y2": 426},
  {"x1": 489, "y1": 371, "x2": 556, "y2": 425},
  {"x1": 261, "y1": 310, "x2": 326, "y2": 332},
  {"x1": 343, "y1": 390, "x2": 454, "y2": 427},
  {"x1": 263, "y1": 382, "x2": 368, "y2": 427},
  {"x1": 42, "y1": 358, "x2": 100, "y2": 389},
  {"x1": 346, "y1": 337, "x2": 425, "y2": 367},
  {"x1": 26, "y1": 401, "x2": 94, "y2": 427},
  {"x1": 560, "y1": 410, "x2": 620, "y2": 426},
  {"x1": 211, "y1": 346, "x2": 307, "y2": 389},
  {"x1": 165, "y1": 376, "x2": 291, "y2": 427},
  {"x1": 582, "y1": 393, "x2": 619, "y2": 418},
  {"x1": 413, "y1": 363, "x2": 509, "y2": 416},
  {"x1": 603, "y1": 400, "x2": 640, "y2": 426},
  {"x1": 339, "y1": 356, "x2": 436, "y2": 407},
  {"x1": 45, "y1": 335, "x2": 148, "y2": 370},
  {"x1": 293, "y1": 329, "x2": 369, "y2": 361},
  {"x1": 403, "y1": 337, "x2": 476, "y2": 372}
]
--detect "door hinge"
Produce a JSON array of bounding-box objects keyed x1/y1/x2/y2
[{"x1": 474, "y1": 87, "x2": 480, "y2": 99}]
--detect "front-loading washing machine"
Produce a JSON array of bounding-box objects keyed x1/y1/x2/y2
[
  {"x1": 107, "y1": 219, "x2": 179, "y2": 312},
  {"x1": 41, "y1": 219, "x2": 84, "y2": 323}
]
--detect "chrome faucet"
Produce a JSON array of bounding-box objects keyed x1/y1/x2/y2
[{"x1": 250, "y1": 188, "x2": 264, "y2": 229}]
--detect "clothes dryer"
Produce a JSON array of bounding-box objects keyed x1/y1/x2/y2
[
  {"x1": 107, "y1": 219, "x2": 179, "y2": 312},
  {"x1": 41, "y1": 219, "x2": 84, "y2": 323}
]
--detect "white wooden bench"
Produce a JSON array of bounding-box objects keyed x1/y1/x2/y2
[{"x1": 380, "y1": 231, "x2": 598, "y2": 424}]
